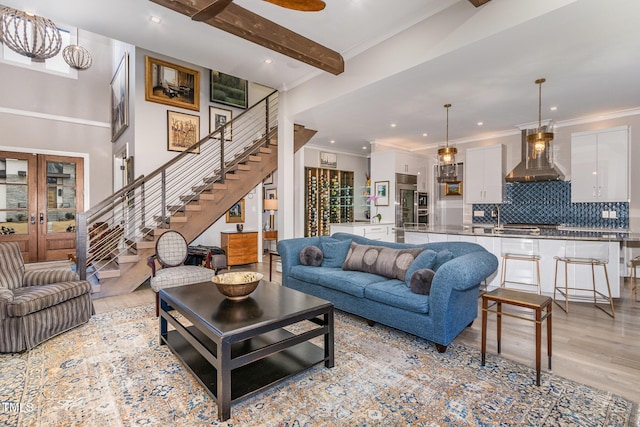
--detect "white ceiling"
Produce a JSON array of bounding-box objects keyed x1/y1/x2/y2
[{"x1": 4, "y1": 0, "x2": 640, "y2": 155}]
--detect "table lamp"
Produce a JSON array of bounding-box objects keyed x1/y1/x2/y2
[{"x1": 264, "y1": 198, "x2": 278, "y2": 230}]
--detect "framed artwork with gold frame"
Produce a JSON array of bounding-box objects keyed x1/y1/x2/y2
[
  {"x1": 145, "y1": 56, "x2": 200, "y2": 111},
  {"x1": 445, "y1": 181, "x2": 463, "y2": 196},
  {"x1": 226, "y1": 199, "x2": 245, "y2": 223}
]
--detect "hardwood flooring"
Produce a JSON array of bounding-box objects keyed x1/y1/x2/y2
[{"x1": 92, "y1": 255, "x2": 640, "y2": 403}]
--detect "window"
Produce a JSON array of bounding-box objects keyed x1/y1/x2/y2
[{"x1": 1, "y1": 24, "x2": 78, "y2": 79}]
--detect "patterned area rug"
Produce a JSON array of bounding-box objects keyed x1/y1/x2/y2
[{"x1": 0, "y1": 304, "x2": 638, "y2": 426}]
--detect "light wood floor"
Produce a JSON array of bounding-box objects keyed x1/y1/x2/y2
[{"x1": 92, "y1": 254, "x2": 640, "y2": 403}]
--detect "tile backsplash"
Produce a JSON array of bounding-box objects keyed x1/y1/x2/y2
[{"x1": 472, "y1": 181, "x2": 629, "y2": 228}]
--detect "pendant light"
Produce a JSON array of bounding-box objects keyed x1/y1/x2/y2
[
  {"x1": 437, "y1": 103, "x2": 458, "y2": 183},
  {"x1": 63, "y1": 44, "x2": 93, "y2": 70},
  {"x1": 526, "y1": 78, "x2": 554, "y2": 161},
  {"x1": 0, "y1": 7, "x2": 62, "y2": 60}
]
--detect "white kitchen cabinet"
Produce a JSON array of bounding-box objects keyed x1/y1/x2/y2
[
  {"x1": 330, "y1": 222, "x2": 395, "y2": 242},
  {"x1": 394, "y1": 151, "x2": 429, "y2": 192},
  {"x1": 571, "y1": 126, "x2": 628, "y2": 202},
  {"x1": 464, "y1": 145, "x2": 504, "y2": 204}
]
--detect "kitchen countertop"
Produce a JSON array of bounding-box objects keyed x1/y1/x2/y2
[{"x1": 400, "y1": 224, "x2": 640, "y2": 242}]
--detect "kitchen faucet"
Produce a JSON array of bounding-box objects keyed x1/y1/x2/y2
[{"x1": 492, "y1": 205, "x2": 501, "y2": 227}]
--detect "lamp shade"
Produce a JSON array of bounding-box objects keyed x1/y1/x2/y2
[{"x1": 264, "y1": 199, "x2": 278, "y2": 211}]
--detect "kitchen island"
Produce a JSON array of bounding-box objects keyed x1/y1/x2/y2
[
  {"x1": 330, "y1": 222, "x2": 395, "y2": 242},
  {"x1": 402, "y1": 225, "x2": 639, "y2": 299}
]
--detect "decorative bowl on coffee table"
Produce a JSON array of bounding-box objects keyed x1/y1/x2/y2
[{"x1": 212, "y1": 272, "x2": 263, "y2": 300}]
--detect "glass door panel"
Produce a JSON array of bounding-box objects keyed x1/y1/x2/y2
[
  {"x1": 0, "y1": 157, "x2": 29, "y2": 235},
  {"x1": 46, "y1": 161, "x2": 77, "y2": 233}
]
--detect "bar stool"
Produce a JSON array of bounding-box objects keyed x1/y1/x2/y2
[
  {"x1": 500, "y1": 238, "x2": 541, "y2": 294},
  {"x1": 553, "y1": 242, "x2": 614, "y2": 318}
]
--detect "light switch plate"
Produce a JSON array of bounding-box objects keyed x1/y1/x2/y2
[
  {"x1": 609, "y1": 210, "x2": 617, "y2": 219},
  {"x1": 602, "y1": 211, "x2": 609, "y2": 219},
  {"x1": 474, "y1": 210, "x2": 485, "y2": 217}
]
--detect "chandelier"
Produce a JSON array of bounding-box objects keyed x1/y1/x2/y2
[
  {"x1": 526, "y1": 78, "x2": 554, "y2": 160},
  {"x1": 63, "y1": 44, "x2": 92, "y2": 70},
  {"x1": 437, "y1": 103, "x2": 459, "y2": 183},
  {"x1": 0, "y1": 7, "x2": 62, "y2": 60}
]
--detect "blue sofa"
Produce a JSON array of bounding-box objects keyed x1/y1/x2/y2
[{"x1": 277, "y1": 232, "x2": 498, "y2": 352}]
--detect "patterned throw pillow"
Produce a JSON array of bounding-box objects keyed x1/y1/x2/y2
[
  {"x1": 299, "y1": 245, "x2": 323, "y2": 266},
  {"x1": 342, "y1": 242, "x2": 424, "y2": 281},
  {"x1": 409, "y1": 268, "x2": 436, "y2": 295}
]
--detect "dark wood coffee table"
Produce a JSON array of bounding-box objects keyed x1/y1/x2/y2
[{"x1": 158, "y1": 280, "x2": 334, "y2": 421}]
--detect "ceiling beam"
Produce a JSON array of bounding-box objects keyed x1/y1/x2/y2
[{"x1": 150, "y1": 0, "x2": 344, "y2": 75}]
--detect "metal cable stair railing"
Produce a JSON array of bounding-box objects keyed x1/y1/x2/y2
[{"x1": 76, "y1": 91, "x2": 278, "y2": 287}]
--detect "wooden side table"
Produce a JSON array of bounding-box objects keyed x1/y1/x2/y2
[
  {"x1": 481, "y1": 288, "x2": 552, "y2": 386},
  {"x1": 269, "y1": 251, "x2": 280, "y2": 281}
]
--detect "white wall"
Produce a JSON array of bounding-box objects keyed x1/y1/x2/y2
[{"x1": 0, "y1": 28, "x2": 115, "y2": 206}]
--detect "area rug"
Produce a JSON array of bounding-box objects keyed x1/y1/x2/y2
[{"x1": 0, "y1": 304, "x2": 637, "y2": 427}]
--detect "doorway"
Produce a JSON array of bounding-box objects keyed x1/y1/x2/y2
[{"x1": 0, "y1": 151, "x2": 84, "y2": 263}]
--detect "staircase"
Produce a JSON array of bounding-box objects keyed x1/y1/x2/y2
[{"x1": 76, "y1": 91, "x2": 315, "y2": 298}]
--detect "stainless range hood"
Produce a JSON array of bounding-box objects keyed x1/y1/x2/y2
[{"x1": 505, "y1": 129, "x2": 565, "y2": 183}]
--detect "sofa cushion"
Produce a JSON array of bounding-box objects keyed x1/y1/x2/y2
[
  {"x1": 320, "y1": 238, "x2": 352, "y2": 268},
  {"x1": 299, "y1": 245, "x2": 323, "y2": 266},
  {"x1": 290, "y1": 266, "x2": 385, "y2": 298},
  {"x1": 404, "y1": 249, "x2": 438, "y2": 284},
  {"x1": 342, "y1": 243, "x2": 424, "y2": 281},
  {"x1": 433, "y1": 249, "x2": 455, "y2": 271},
  {"x1": 364, "y1": 280, "x2": 430, "y2": 314},
  {"x1": 409, "y1": 268, "x2": 436, "y2": 295},
  {"x1": 8, "y1": 281, "x2": 92, "y2": 317}
]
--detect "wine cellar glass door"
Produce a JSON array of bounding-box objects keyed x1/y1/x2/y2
[{"x1": 305, "y1": 167, "x2": 353, "y2": 237}]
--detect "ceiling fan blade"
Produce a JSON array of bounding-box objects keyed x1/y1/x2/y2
[
  {"x1": 263, "y1": 0, "x2": 326, "y2": 12},
  {"x1": 192, "y1": 0, "x2": 234, "y2": 21},
  {"x1": 467, "y1": 0, "x2": 491, "y2": 7}
]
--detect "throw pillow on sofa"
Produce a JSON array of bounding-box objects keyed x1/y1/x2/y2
[
  {"x1": 300, "y1": 245, "x2": 323, "y2": 266},
  {"x1": 409, "y1": 268, "x2": 436, "y2": 295},
  {"x1": 433, "y1": 249, "x2": 454, "y2": 271},
  {"x1": 342, "y1": 242, "x2": 424, "y2": 281},
  {"x1": 404, "y1": 249, "x2": 438, "y2": 284},
  {"x1": 320, "y1": 238, "x2": 352, "y2": 268}
]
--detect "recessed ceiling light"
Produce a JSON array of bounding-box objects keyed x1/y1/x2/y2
[
  {"x1": 264, "y1": 59, "x2": 273, "y2": 64},
  {"x1": 390, "y1": 123, "x2": 396, "y2": 128},
  {"x1": 362, "y1": 146, "x2": 367, "y2": 150},
  {"x1": 422, "y1": 133, "x2": 428, "y2": 137},
  {"x1": 549, "y1": 106, "x2": 558, "y2": 111},
  {"x1": 330, "y1": 140, "x2": 335, "y2": 144},
  {"x1": 477, "y1": 121, "x2": 484, "y2": 126},
  {"x1": 150, "y1": 16, "x2": 161, "y2": 24}
]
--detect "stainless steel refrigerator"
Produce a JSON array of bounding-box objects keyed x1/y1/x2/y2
[{"x1": 395, "y1": 173, "x2": 417, "y2": 243}]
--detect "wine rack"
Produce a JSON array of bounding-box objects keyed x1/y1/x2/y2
[{"x1": 305, "y1": 167, "x2": 354, "y2": 236}]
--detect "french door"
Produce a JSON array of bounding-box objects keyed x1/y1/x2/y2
[{"x1": 0, "y1": 151, "x2": 84, "y2": 263}]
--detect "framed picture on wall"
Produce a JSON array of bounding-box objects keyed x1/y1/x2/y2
[
  {"x1": 167, "y1": 111, "x2": 200, "y2": 153},
  {"x1": 226, "y1": 199, "x2": 245, "y2": 223},
  {"x1": 209, "y1": 106, "x2": 232, "y2": 140},
  {"x1": 110, "y1": 52, "x2": 129, "y2": 142},
  {"x1": 374, "y1": 181, "x2": 389, "y2": 206},
  {"x1": 445, "y1": 181, "x2": 463, "y2": 196},
  {"x1": 210, "y1": 70, "x2": 248, "y2": 108},
  {"x1": 145, "y1": 56, "x2": 200, "y2": 111},
  {"x1": 319, "y1": 151, "x2": 337, "y2": 168}
]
